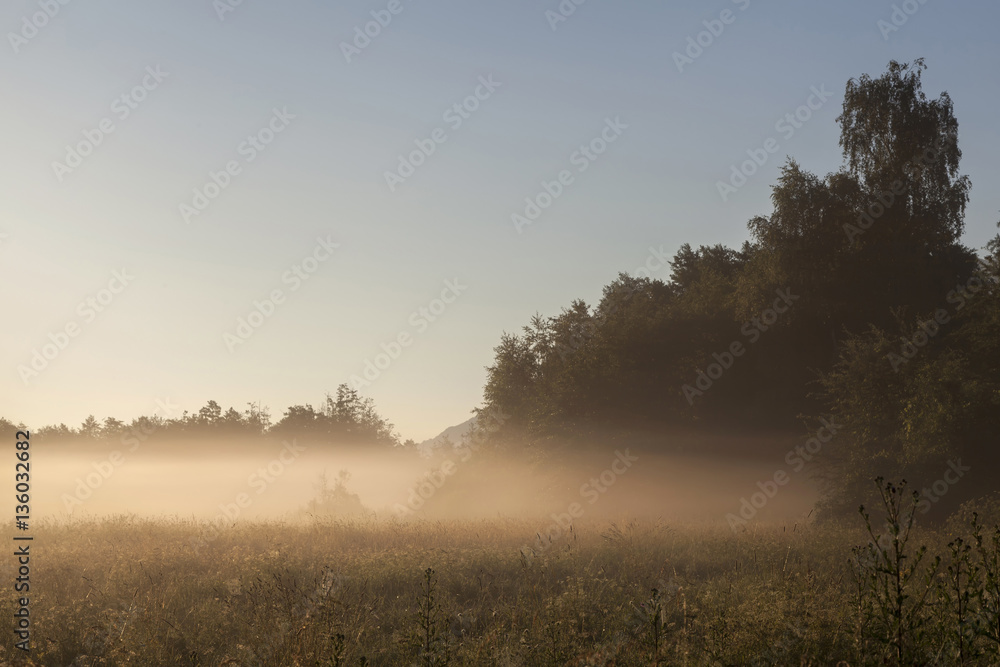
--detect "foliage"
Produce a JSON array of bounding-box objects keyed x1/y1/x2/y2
[
  {"x1": 473, "y1": 59, "x2": 993, "y2": 523},
  {"x1": 300, "y1": 470, "x2": 370, "y2": 519},
  {"x1": 9, "y1": 383, "x2": 400, "y2": 450}
]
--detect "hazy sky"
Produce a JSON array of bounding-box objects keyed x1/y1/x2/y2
[{"x1": 3, "y1": 0, "x2": 998, "y2": 441}]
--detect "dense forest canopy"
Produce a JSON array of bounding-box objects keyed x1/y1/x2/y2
[{"x1": 475, "y1": 59, "x2": 999, "y2": 518}]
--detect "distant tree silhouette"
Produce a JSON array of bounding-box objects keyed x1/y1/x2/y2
[
  {"x1": 79, "y1": 415, "x2": 101, "y2": 439},
  {"x1": 197, "y1": 400, "x2": 222, "y2": 426},
  {"x1": 8, "y1": 384, "x2": 400, "y2": 448},
  {"x1": 271, "y1": 384, "x2": 399, "y2": 446},
  {"x1": 0, "y1": 418, "x2": 21, "y2": 438}
]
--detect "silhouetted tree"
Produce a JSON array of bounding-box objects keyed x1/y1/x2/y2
[
  {"x1": 79, "y1": 415, "x2": 101, "y2": 440},
  {"x1": 0, "y1": 418, "x2": 22, "y2": 439},
  {"x1": 272, "y1": 384, "x2": 399, "y2": 446}
]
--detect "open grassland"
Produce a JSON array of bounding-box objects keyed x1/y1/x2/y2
[{"x1": 3, "y1": 499, "x2": 1000, "y2": 666}]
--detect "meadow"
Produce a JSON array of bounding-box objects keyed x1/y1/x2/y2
[{"x1": 5, "y1": 484, "x2": 1000, "y2": 666}]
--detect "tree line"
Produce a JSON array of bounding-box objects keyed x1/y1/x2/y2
[
  {"x1": 0, "y1": 384, "x2": 403, "y2": 449},
  {"x1": 475, "y1": 59, "x2": 1000, "y2": 518}
]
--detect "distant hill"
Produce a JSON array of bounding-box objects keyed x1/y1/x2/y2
[{"x1": 416, "y1": 416, "x2": 475, "y2": 455}]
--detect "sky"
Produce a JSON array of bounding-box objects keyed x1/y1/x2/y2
[{"x1": 2, "y1": 0, "x2": 999, "y2": 442}]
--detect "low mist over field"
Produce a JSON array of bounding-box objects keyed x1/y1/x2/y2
[{"x1": 35, "y1": 432, "x2": 821, "y2": 523}]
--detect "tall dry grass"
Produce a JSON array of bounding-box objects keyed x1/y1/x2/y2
[{"x1": 2, "y1": 498, "x2": 997, "y2": 665}]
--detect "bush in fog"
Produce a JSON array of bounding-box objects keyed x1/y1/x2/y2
[{"x1": 300, "y1": 469, "x2": 370, "y2": 519}]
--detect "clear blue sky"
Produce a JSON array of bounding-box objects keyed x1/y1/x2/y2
[{"x1": 3, "y1": 0, "x2": 998, "y2": 441}]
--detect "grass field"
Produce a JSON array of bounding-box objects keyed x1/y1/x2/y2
[{"x1": 6, "y1": 486, "x2": 1000, "y2": 666}]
